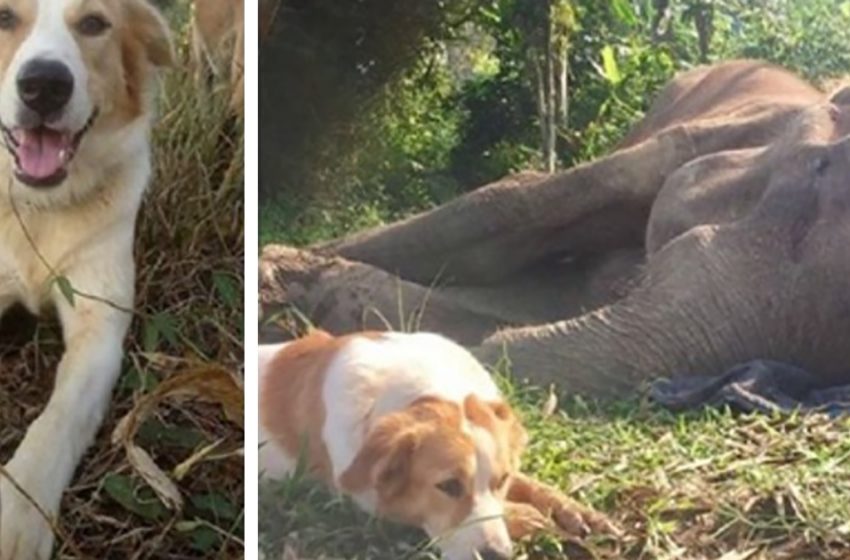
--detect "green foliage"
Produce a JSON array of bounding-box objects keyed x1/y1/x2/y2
[
  {"x1": 713, "y1": 0, "x2": 850, "y2": 81},
  {"x1": 449, "y1": 70, "x2": 540, "y2": 188},
  {"x1": 260, "y1": 0, "x2": 479, "y2": 198},
  {"x1": 262, "y1": 0, "x2": 850, "y2": 246},
  {"x1": 263, "y1": 57, "x2": 464, "y2": 245}
]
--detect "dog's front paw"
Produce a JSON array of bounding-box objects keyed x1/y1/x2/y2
[
  {"x1": 551, "y1": 498, "x2": 621, "y2": 538},
  {"x1": 0, "y1": 476, "x2": 56, "y2": 560}
]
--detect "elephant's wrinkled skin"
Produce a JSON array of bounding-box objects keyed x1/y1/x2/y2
[{"x1": 261, "y1": 60, "x2": 850, "y2": 397}]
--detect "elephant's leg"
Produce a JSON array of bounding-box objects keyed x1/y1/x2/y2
[
  {"x1": 317, "y1": 107, "x2": 802, "y2": 285},
  {"x1": 475, "y1": 205, "x2": 850, "y2": 397},
  {"x1": 472, "y1": 226, "x2": 752, "y2": 397},
  {"x1": 259, "y1": 246, "x2": 645, "y2": 343},
  {"x1": 260, "y1": 246, "x2": 505, "y2": 344},
  {"x1": 441, "y1": 248, "x2": 644, "y2": 324}
]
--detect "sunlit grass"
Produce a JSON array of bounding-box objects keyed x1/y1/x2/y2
[{"x1": 261, "y1": 370, "x2": 850, "y2": 559}]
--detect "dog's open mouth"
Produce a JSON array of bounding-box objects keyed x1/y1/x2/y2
[{"x1": 0, "y1": 110, "x2": 98, "y2": 188}]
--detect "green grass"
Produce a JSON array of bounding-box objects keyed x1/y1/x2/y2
[{"x1": 260, "y1": 374, "x2": 850, "y2": 560}]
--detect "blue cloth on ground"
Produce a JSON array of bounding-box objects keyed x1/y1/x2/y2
[{"x1": 650, "y1": 360, "x2": 850, "y2": 417}]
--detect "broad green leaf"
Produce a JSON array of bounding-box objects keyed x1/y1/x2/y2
[
  {"x1": 119, "y1": 367, "x2": 159, "y2": 393},
  {"x1": 103, "y1": 473, "x2": 167, "y2": 521},
  {"x1": 213, "y1": 271, "x2": 239, "y2": 308},
  {"x1": 601, "y1": 45, "x2": 622, "y2": 85},
  {"x1": 611, "y1": 0, "x2": 638, "y2": 27},
  {"x1": 138, "y1": 419, "x2": 205, "y2": 449},
  {"x1": 144, "y1": 312, "x2": 180, "y2": 351},
  {"x1": 191, "y1": 492, "x2": 240, "y2": 522},
  {"x1": 176, "y1": 520, "x2": 221, "y2": 552},
  {"x1": 143, "y1": 319, "x2": 160, "y2": 352},
  {"x1": 154, "y1": 312, "x2": 180, "y2": 346},
  {"x1": 55, "y1": 276, "x2": 75, "y2": 307}
]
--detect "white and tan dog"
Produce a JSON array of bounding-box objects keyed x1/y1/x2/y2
[
  {"x1": 0, "y1": 0, "x2": 172, "y2": 557},
  {"x1": 259, "y1": 331, "x2": 615, "y2": 560}
]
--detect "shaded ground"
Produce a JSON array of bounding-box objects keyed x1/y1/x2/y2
[
  {"x1": 261, "y1": 373, "x2": 850, "y2": 560},
  {"x1": 0, "y1": 19, "x2": 244, "y2": 559}
]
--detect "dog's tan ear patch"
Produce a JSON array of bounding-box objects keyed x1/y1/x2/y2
[
  {"x1": 117, "y1": 0, "x2": 174, "y2": 118},
  {"x1": 339, "y1": 420, "x2": 418, "y2": 500},
  {"x1": 464, "y1": 394, "x2": 528, "y2": 469},
  {"x1": 464, "y1": 394, "x2": 516, "y2": 427},
  {"x1": 125, "y1": 0, "x2": 175, "y2": 68}
]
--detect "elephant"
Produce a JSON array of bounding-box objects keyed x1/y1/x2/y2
[{"x1": 260, "y1": 60, "x2": 850, "y2": 398}]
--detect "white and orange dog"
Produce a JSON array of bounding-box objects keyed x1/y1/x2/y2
[
  {"x1": 0, "y1": 0, "x2": 172, "y2": 557},
  {"x1": 260, "y1": 331, "x2": 615, "y2": 560}
]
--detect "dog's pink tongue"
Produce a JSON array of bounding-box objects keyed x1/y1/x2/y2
[{"x1": 15, "y1": 129, "x2": 67, "y2": 179}]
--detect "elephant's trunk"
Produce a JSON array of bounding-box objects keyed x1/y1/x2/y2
[{"x1": 473, "y1": 285, "x2": 752, "y2": 398}]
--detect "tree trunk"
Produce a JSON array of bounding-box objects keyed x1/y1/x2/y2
[
  {"x1": 694, "y1": 2, "x2": 714, "y2": 63},
  {"x1": 544, "y1": 9, "x2": 557, "y2": 173},
  {"x1": 534, "y1": 55, "x2": 549, "y2": 173},
  {"x1": 556, "y1": 46, "x2": 569, "y2": 128}
]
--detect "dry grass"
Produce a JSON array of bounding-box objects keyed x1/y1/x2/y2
[{"x1": 0, "y1": 18, "x2": 244, "y2": 560}]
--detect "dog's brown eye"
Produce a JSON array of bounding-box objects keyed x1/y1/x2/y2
[
  {"x1": 496, "y1": 473, "x2": 510, "y2": 490},
  {"x1": 436, "y1": 478, "x2": 464, "y2": 499},
  {"x1": 0, "y1": 7, "x2": 18, "y2": 31},
  {"x1": 77, "y1": 13, "x2": 111, "y2": 36}
]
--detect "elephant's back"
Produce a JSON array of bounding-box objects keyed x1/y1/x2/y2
[{"x1": 619, "y1": 60, "x2": 822, "y2": 149}]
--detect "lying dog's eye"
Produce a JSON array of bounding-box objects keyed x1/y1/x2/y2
[
  {"x1": 77, "y1": 13, "x2": 111, "y2": 36},
  {"x1": 0, "y1": 7, "x2": 18, "y2": 31},
  {"x1": 495, "y1": 473, "x2": 510, "y2": 490},
  {"x1": 436, "y1": 478, "x2": 464, "y2": 499}
]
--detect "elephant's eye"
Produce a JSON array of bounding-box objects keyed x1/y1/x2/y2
[
  {"x1": 77, "y1": 13, "x2": 111, "y2": 37},
  {"x1": 0, "y1": 7, "x2": 19, "y2": 31},
  {"x1": 436, "y1": 478, "x2": 464, "y2": 499}
]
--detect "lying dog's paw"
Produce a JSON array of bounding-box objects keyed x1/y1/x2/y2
[
  {"x1": 505, "y1": 501, "x2": 555, "y2": 540},
  {"x1": 551, "y1": 498, "x2": 621, "y2": 538},
  {"x1": 0, "y1": 476, "x2": 55, "y2": 560}
]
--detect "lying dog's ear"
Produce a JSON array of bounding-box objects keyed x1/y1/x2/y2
[
  {"x1": 339, "y1": 419, "x2": 418, "y2": 499},
  {"x1": 464, "y1": 395, "x2": 528, "y2": 468},
  {"x1": 125, "y1": 0, "x2": 175, "y2": 68}
]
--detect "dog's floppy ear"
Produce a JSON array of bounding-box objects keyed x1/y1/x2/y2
[
  {"x1": 339, "y1": 419, "x2": 418, "y2": 500},
  {"x1": 125, "y1": 0, "x2": 175, "y2": 68},
  {"x1": 464, "y1": 395, "x2": 528, "y2": 468}
]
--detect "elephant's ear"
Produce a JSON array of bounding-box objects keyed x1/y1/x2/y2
[
  {"x1": 338, "y1": 419, "x2": 419, "y2": 500},
  {"x1": 830, "y1": 83, "x2": 850, "y2": 106}
]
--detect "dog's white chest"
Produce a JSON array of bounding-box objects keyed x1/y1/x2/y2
[
  {"x1": 0, "y1": 210, "x2": 50, "y2": 309},
  {"x1": 0, "y1": 200, "x2": 110, "y2": 310}
]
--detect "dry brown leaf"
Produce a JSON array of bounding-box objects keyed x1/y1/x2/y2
[
  {"x1": 126, "y1": 444, "x2": 183, "y2": 510},
  {"x1": 716, "y1": 548, "x2": 759, "y2": 560},
  {"x1": 111, "y1": 365, "x2": 244, "y2": 511},
  {"x1": 172, "y1": 438, "x2": 223, "y2": 481},
  {"x1": 541, "y1": 384, "x2": 558, "y2": 418}
]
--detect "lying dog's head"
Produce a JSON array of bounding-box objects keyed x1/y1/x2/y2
[
  {"x1": 0, "y1": 0, "x2": 172, "y2": 192},
  {"x1": 340, "y1": 394, "x2": 528, "y2": 560}
]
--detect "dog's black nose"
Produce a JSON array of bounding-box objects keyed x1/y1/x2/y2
[
  {"x1": 17, "y1": 59, "x2": 74, "y2": 118},
  {"x1": 477, "y1": 548, "x2": 510, "y2": 560}
]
